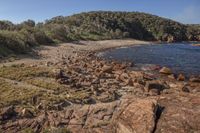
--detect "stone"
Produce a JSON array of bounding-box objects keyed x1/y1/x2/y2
[
  {"x1": 149, "y1": 89, "x2": 160, "y2": 96},
  {"x1": 177, "y1": 73, "x2": 185, "y2": 81},
  {"x1": 145, "y1": 80, "x2": 169, "y2": 92},
  {"x1": 119, "y1": 73, "x2": 132, "y2": 85},
  {"x1": 181, "y1": 86, "x2": 190, "y2": 93},
  {"x1": 192, "y1": 44, "x2": 200, "y2": 47},
  {"x1": 143, "y1": 73, "x2": 157, "y2": 80},
  {"x1": 155, "y1": 94, "x2": 200, "y2": 133},
  {"x1": 101, "y1": 65, "x2": 113, "y2": 73},
  {"x1": 189, "y1": 76, "x2": 200, "y2": 83},
  {"x1": 115, "y1": 99, "x2": 158, "y2": 133},
  {"x1": 159, "y1": 67, "x2": 172, "y2": 75},
  {"x1": 168, "y1": 74, "x2": 176, "y2": 80}
]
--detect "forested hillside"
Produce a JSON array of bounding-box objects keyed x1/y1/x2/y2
[{"x1": 0, "y1": 11, "x2": 200, "y2": 56}]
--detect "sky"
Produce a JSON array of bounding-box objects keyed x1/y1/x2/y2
[{"x1": 0, "y1": 0, "x2": 200, "y2": 24}]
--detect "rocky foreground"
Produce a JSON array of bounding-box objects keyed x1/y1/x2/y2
[{"x1": 0, "y1": 40, "x2": 200, "y2": 133}]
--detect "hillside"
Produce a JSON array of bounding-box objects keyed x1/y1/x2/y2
[{"x1": 0, "y1": 11, "x2": 200, "y2": 57}]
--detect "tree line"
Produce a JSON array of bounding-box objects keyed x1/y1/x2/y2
[{"x1": 0, "y1": 11, "x2": 200, "y2": 56}]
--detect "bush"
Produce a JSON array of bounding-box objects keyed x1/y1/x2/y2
[{"x1": 0, "y1": 11, "x2": 200, "y2": 57}]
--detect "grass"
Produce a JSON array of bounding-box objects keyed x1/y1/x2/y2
[
  {"x1": 0, "y1": 65, "x2": 53, "y2": 81},
  {"x1": 0, "y1": 78, "x2": 71, "y2": 109},
  {"x1": 25, "y1": 77, "x2": 68, "y2": 91},
  {"x1": 0, "y1": 79, "x2": 42, "y2": 108},
  {"x1": 0, "y1": 64, "x2": 93, "y2": 109}
]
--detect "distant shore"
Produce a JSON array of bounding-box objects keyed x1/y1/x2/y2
[{"x1": 0, "y1": 39, "x2": 150, "y2": 66}]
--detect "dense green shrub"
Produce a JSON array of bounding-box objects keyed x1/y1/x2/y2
[
  {"x1": 0, "y1": 31, "x2": 28, "y2": 54},
  {"x1": 0, "y1": 11, "x2": 200, "y2": 57},
  {"x1": 43, "y1": 11, "x2": 199, "y2": 42}
]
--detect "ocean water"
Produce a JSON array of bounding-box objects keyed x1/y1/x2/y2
[{"x1": 99, "y1": 42, "x2": 200, "y2": 75}]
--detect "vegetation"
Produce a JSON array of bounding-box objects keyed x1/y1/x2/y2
[
  {"x1": 0, "y1": 65, "x2": 91, "y2": 108},
  {"x1": 0, "y1": 11, "x2": 200, "y2": 56}
]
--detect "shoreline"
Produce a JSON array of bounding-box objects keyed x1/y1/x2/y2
[
  {"x1": 0, "y1": 39, "x2": 150, "y2": 66},
  {"x1": 1, "y1": 39, "x2": 199, "y2": 77},
  {"x1": 0, "y1": 39, "x2": 200, "y2": 132},
  {"x1": 1, "y1": 39, "x2": 199, "y2": 64}
]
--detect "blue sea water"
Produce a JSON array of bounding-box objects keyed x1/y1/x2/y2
[{"x1": 100, "y1": 42, "x2": 200, "y2": 75}]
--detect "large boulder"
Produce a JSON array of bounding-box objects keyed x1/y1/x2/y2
[
  {"x1": 114, "y1": 98, "x2": 158, "y2": 133},
  {"x1": 155, "y1": 93, "x2": 200, "y2": 133}
]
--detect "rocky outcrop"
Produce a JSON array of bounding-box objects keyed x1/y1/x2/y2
[
  {"x1": 1, "y1": 93, "x2": 200, "y2": 133},
  {"x1": 0, "y1": 52, "x2": 200, "y2": 133},
  {"x1": 114, "y1": 98, "x2": 158, "y2": 133},
  {"x1": 155, "y1": 93, "x2": 200, "y2": 133}
]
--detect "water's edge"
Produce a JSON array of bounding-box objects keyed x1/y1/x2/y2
[{"x1": 98, "y1": 42, "x2": 200, "y2": 76}]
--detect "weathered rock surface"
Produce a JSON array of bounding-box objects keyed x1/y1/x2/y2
[
  {"x1": 114, "y1": 98, "x2": 158, "y2": 133},
  {"x1": 159, "y1": 67, "x2": 172, "y2": 75},
  {"x1": 1, "y1": 52, "x2": 200, "y2": 133},
  {"x1": 189, "y1": 75, "x2": 200, "y2": 83},
  {"x1": 155, "y1": 93, "x2": 200, "y2": 133},
  {"x1": 1, "y1": 93, "x2": 200, "y2": 133}
]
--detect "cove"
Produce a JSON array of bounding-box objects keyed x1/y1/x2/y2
[{"x1": 99, "y1": 42, "x2": 200, "y2": 76}]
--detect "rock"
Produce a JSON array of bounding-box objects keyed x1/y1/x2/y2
[
  {"x1": 155, "y1": 94, "x2": 200, "y2": 133},
  {"x1": 177, "y1": 73, "x2": 185, "y2": 81},
  {"x1": 186, "y1": 83, "x2": 200, "y2": 93},
  {"x1": 143, "y1": 73, "x2": 157, "y2": 80},
  {"x1": 0, "y1": 106, "x2": 16, "y2": 120},
  {"x1": 129, "y1": 71, "x2": 143, "y2": 79},
  {"x1": 159, "y1": 67, "x2": 172, "y2": 75},
  {"x1": 21, "y1": 108, "x2": 34, "y2": 118},
  {"x1": 181, "y1": 86, "x2": 190, "y2": 93},
  {"x1": 124, "y1": 62, "x2": 134, "y2": 67},
  {"x1": 119, "y1": 73, "x2": 133, "y2": 86},
  {"x1": 149, "y1": 89, "x2": 160, "y2": 96},
  {"x1": 145, "y1": 80, "x2": 169, "y2": 93},
  {"x1": 189, "y1": 76, "x2": 200, "y2": 83},
  {"x1": 101, "y1": 65, "x2": 113, "y2": 73},
  {"x1": 2, "y1": 94, "x2": 200, "y2": 133},
  {"x1": 168, "y1": 74, "x2": 176, "y2": 80},
  {"x1": 192, "y1": 44, "x2": 200, "y2": 47},
  {"x1": 115, "y1": 99, "x2": 158, "y2": 133},
  {"x1": 113, "y1": 63, "x2": 126, "y2": 70}
]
